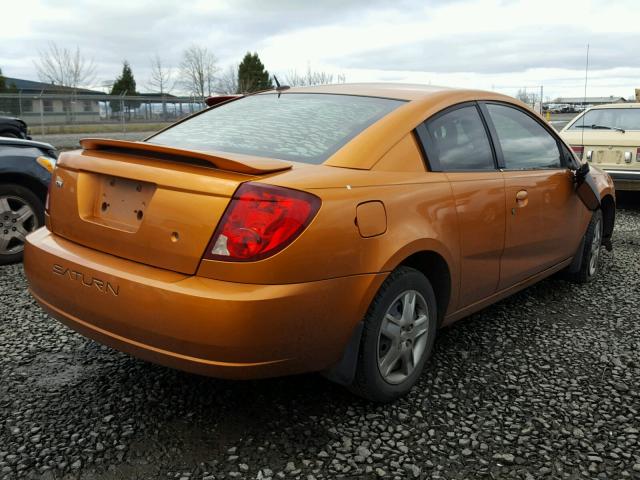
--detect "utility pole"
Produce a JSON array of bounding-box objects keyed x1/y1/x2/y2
[
  {"x1": 121, "y1": 90, "x2": 127, "y2": 133},
  {"x1": 39, "y1": 91, "x2": 44, "y2": 136}
]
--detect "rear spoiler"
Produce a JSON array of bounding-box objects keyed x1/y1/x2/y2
[
  {"x1": 205, "y1": 95, "x2": 242, "y2": 107},
  {"x1": 78, "y1": 138, "x2": 292, "y2": 175}
]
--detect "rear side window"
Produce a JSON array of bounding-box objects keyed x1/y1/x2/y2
[
  {"x1": 147, "y1": 93, "x2": 405, "y2": 164},
  {"x1": 487, "y1": 104, "x2": 561, "y2": 169},
  {"x1": 569, "y1": 108, "x2": 640, "y2": 131},
  {"x1": 425, "y1": 105, "x2": 495, "y2": 171}
]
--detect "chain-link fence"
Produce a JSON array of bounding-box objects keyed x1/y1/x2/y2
[
  {"x1": 0, "y1": 92, "x2": 207, "y2": 135},
  {"x1": 1, "y1": 86, "x2": 628, "y2": 137}
]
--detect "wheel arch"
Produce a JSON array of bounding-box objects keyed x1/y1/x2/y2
[
  {"x1": 0, "y1": 173, "x2": 48, "y2": 204},
  {"x1": 323, "y1": 247, "x2": 454, "y2": 386},
  {"x1": 600, "y1": 194, "x2": 615, "y2": 241},
  {"x1": 396, "y1": 250, "x2": 452, "y2": 325}
]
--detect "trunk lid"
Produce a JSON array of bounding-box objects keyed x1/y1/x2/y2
[{"x1": 48, "y1": 139, "x2": 292, "y2": 274}]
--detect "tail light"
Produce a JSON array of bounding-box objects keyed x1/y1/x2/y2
[
  {"x1": 45, "y1": 169, "x2": 56, "y2": 214},
  {"x1": 571, "y1": 145, "x2": 584, "y2": 160},
  {"x1": 636, "y1": 147, "x2": 640, "y2": 162},
  {"x1": 204, "y1": 182, "x2": 321, "y2": 262}
]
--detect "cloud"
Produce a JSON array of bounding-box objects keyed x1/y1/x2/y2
[
  {"x1": 331, "y1": 28, "x2": 640, "y2": 74},
  {"x1": 1, "y1": 0, "x2": 640, "y2": 98},
  {"x1": 1, "y1": 0, "x2": 421, "y2": 88}
]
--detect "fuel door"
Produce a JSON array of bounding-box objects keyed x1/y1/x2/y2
[{"x1": 356, "y1": 201, "x2": 387, "y2": 238}]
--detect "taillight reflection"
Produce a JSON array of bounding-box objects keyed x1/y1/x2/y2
[{"x1": 571, "y1": 145, "x2": 584, "y2": 160}]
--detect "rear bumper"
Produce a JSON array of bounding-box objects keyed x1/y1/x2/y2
[
  {"x1": 603, "y1": 169, "x2": 640, "y2": 190},
  {"x1": 24, "y1": 228, "x2": 385, "y2": 379}
]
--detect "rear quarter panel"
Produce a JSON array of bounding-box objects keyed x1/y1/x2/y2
[
  {"x1": 196, "y1": 172, "x2": 460, "y2": 287},
  {"x1": 197, "y1": 130, "x2": 462, "y2": 313}
]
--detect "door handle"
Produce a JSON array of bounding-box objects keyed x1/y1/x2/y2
[{"x1": 515, "y1": 190, "x2": 528, "y2": 209}]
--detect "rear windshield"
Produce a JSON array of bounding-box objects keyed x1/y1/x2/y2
[
  {"x1": 569, "y1": 108, "x2": 640, "y2": 131},
  {"x1": 147, "y1": 93, "x2": 405, "y2": 164}
]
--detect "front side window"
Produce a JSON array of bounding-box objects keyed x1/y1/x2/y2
[
  {"x1": 487, "y1": 104, "x2": 561, "y2": 170},
  {"x1": 425, "y1": 105, "x2": 495, "y2": 171},
  {"x1": 568, "y1": 108, "x2": 640, "y2": 131},
  {"x1": 148, "y1": 93, "x2": 405, "y2": 164}
]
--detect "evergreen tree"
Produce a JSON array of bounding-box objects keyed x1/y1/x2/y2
[
  {"x1": 110, "y1": 61, "x2": 139, "y2": 117},
  {"x1": 0, "y1": 68, "x2": 6, "y2": 92},
  {"x1": 237, "y1": 52, "x2": 273, "y2": 93},
  {"x1": 0, "y1": 68, "x2": 19, "y2": 115}
]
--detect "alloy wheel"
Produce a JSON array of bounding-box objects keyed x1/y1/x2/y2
[
  {"x1": 377, "y1": 290, "x2": 430, "y2": 385},
  {"x1": 0, "y1": 195, "x2": 38, "y2": 256},
  {"x1": 588, "y1": 217, "x2": 602, "y2": 277}
]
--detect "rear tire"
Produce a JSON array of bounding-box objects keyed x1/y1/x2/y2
[
  {"x1": 350, "y1": 266, "x2": 437, "y2": 402},
  {"x1": 0, "y1": 184, "x2": 44, "y2": 265},
  {"x1": 566, "y1": 209, "x2": 603, "y2": 284}
]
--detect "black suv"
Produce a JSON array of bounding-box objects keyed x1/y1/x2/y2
[
  {"x1": 0, "y1": 116, "x2": 30, "y2": 139},
  {"x1": 1, "y1": 137, "x2": 56, "y2": 264}
]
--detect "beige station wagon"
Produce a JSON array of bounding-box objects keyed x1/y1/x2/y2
[{"x1": 560, "y1": 103, "x2": 640, "y2": 190}]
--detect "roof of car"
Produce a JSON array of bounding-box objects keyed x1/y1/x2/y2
[
  {"x1": 588, "y1": 103, "x2": 640, "y2": 110},
  {"x1": 280, "y1": 83, "x2": 457, "y2": 101},
  {"x1": 0, "y1": 136, "x2": 55, "y2": 150}
]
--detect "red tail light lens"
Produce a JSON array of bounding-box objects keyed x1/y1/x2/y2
[
  {"x1": 204, "y1": 182, "x2": 321, "y2": 262},
  {"x1": 636, "y1": 147, "x2": 640, "y2": 162},
  {"x1": 571, "y1": 145, "x2": 584, "y2": 160},
  {"x1": 45, "y1": 169, "x2": 56, "y2": 214}
]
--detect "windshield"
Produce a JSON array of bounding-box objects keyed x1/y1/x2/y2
[
  {"x1": 569, "y1": 108, "x2": 640, "y2": 131},
  {"x1": 147, "y1": 93, "x2": 406, "y2": 164}
]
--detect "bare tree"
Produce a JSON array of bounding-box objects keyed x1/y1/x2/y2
[
  {"x1": 215, "y1": 64, "x2": 239, "y2": 95},
  {"x1": 285, "y1": 67, "x2": 346, "y2": 87},
  {"x1": 179, "y1": 45, "x2": 219, "y2": 102},
  {"x1": 148, "y1": 54, "x2": 174, "y2": 95},
  {"x1": 148, "y1": 54, "x2": 175, "y2": 119},
  {"x1": 34, "y1": 42, "x2": 96, "y2": 91}
]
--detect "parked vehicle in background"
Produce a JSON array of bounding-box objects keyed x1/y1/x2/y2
[
  {"x1": 0, "y1": 116, "x2": 30, "y2": 139},
  {"x1": 0, "y1": 137, "x2": 56, "y2": 264},
  {"x1": 25, "y1": 84, "x2": 614, "y2": 402},
  {"x1": 546, "y1": 103, "x2": 572, "y2": 114},
  {"x1": 560, "y1": 103, "x2": 640, "y2": 190}
]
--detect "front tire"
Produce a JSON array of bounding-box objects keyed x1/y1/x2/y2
[
  {"x1": 350, "y1": 267, "x2": 437, "y2": 402},
  {"x1": 0, "y1": 184, "x2": 44, "y2": 265}
]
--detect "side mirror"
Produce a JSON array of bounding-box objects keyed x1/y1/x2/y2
[{"x1": 574, "y1": 162, "x2": 590, "y2": 182}]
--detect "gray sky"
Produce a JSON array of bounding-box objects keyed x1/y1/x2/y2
[{"x1": 1, "y1": 0, "x2": 639, "y2": 99}]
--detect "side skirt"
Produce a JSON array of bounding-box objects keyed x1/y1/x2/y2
[{"x1": 442, "y1": 257, "x2": 573, "y2": 326}]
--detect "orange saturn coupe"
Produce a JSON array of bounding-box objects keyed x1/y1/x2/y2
[{"x1": 25, "y1": 84, "x2": 615, "y2": 402}]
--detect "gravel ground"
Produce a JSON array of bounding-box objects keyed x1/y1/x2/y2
[{"x1": 1, "y1": 202, "x2": 639, "y2": 480}]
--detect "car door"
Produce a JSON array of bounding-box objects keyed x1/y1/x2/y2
[
  {"x1": 481, "y1": 102, "x2": 584, "y2": 290},
  {"x1": 416, "y1": 103, "x2": 506, "y2": 308}
]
